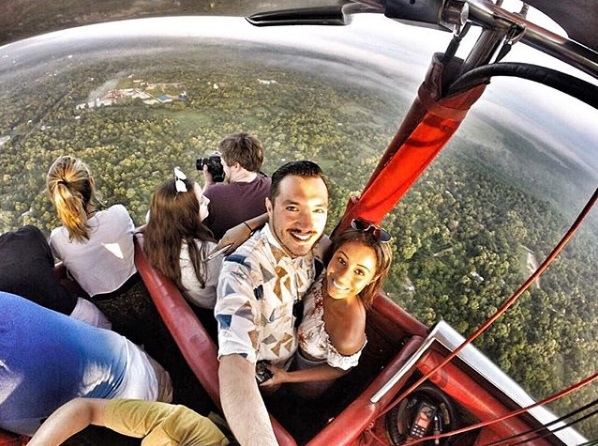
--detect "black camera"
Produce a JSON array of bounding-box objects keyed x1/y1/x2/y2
[{"x1": 196, "y1": 154, "x2": 225, "y2": 183}]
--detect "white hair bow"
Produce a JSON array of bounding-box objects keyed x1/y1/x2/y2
[{"x1": 174, "y1": 167, "x2": 188, "y2": 193}]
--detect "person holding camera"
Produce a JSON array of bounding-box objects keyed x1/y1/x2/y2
[{"x1": 200, "y1": 132, "x2": 271, "y2": 240}]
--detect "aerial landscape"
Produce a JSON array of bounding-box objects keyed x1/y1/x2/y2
[{"x1": 0, "y1": 14, "x2": 597, "y2": 439}]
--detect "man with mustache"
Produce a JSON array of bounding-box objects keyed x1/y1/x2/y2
[{"x1": 215, "y1": 160, "x2": 329, "y2": 446}]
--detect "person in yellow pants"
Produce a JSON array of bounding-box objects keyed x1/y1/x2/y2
[{"x1": 27, "y1": 398, "x2": 229, "y2": 446}]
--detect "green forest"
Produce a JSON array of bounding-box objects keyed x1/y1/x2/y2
[{"x1": 0, "y1": 45, "x2": 596, "y2": 437}]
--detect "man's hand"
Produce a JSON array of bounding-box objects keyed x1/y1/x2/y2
[{"x1": 202, "y1": 164, "x2": 214, "y2": 187}]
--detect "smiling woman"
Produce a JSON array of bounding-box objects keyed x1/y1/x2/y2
[{"x1": 259, "y1": 222, "x2": 393, "y2": 397}]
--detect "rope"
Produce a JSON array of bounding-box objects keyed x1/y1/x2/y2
[
  {"x1": 403, "y1": 369, "x2": 598, "y2": 445},
  {"x1": 507, "y1": 408, "x2": 598, "y2": 446},
  {"x1": 379, "y1": 187, "x2": 598, "y2": 422},
  {"x1": 362, "y1": 426, "x2": 390, "y2": 446},
  {"x1": 481, "y1": 398, "x2": 598, "y2": 446}
]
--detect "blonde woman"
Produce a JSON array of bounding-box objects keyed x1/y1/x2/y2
[{"x1": 47, "y1": 155, "x2": 136, "y2": 297}]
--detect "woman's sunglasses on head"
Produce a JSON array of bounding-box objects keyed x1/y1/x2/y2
[{"x1": 350, "y1": 219, "x2": 392, "y2": 242}]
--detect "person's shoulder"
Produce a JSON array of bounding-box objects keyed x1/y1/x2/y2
[
  {"x1": 203, "y1": 182, "x2": 230, "y2": 197},
  {"x1": 192, "y1": 238, "x2": 217, "y2": 250},
  {"x1": 255, "y1": 174, "x2": 271, "y2": 184},
  {"x1": 106, "y1": 204, "x2": 131, "y2": 216},
  {"x1": 16, "y1": 225, "x2": 48, "y2": 246},
  {"x1": 224, "y1": 235, "x2": 258, "y2": 260},
  {"x1": 101, "y1": 205, "x2": 134, "y2": 225},
  {"x1": 252, "y1": 175, "x2": 271, "y2": 195},
  {"x1": 202, "y1": 183, "x2": 231, "y2": 207},
  {"x1": 239, "y1": 174, "x2": 271, "y2": 189},
  {"x1": 244, "y1": 229, "x2": 271, "y2": 253},
  {"x1": 0, "y1": 226, "x2": 33, "y2": 242},
  {"x1": 18, "y1": 225, "x2": 44, "y2": 236},
  {"x1": 222, "y1": 232, "x2": 267, "y2": 268},
  {"x1": 333, "y1": 301, "x2": 367, "y2": 354},
  {"x1": 49, "y1": 225, "x2": 66, "y2": 241}
]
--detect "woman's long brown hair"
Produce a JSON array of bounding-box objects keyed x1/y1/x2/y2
[{"x1": 144, "y1": 178, "x2": 215, "y2": 290}]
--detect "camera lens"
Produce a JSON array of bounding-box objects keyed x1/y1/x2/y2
[{"x1": 196, "y1": 157, "x2": 207, "y2": 171}]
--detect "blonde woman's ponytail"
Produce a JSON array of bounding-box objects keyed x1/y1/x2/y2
[{"x1": 47, "y1": 156, "x2": 97, "y2": 242}]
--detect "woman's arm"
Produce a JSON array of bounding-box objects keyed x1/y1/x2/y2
[
  {"x1": 259, "y1": 363, "x2": 348, "y2": 388},
  {"x1": 210, "y1": 212, "x2": 268, "y2": 255}
]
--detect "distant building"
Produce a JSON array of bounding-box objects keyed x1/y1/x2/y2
[
  {"x1": 157, "y1": 95, "x2": 173, "y2": 103},
  {"x1": 258, "y1": 79, "x2": 278, "y2": 85},
  {"x1": 75, "y1": 78, "x2": 187, "y2": 109}
]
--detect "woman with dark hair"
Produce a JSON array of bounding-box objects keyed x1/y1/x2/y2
[
  {"x1": 260, "y1": 220, "x2": 393, "y2": 398},
  {"x1": 47, "y1": 155, "x2": 136, "y2": 298},
  {"x1": 144, "y1": 167, "x2": 221, "y2": 309},
  {"x1": 0, "y1": 225, "x2": 111, "y2": 328}
]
